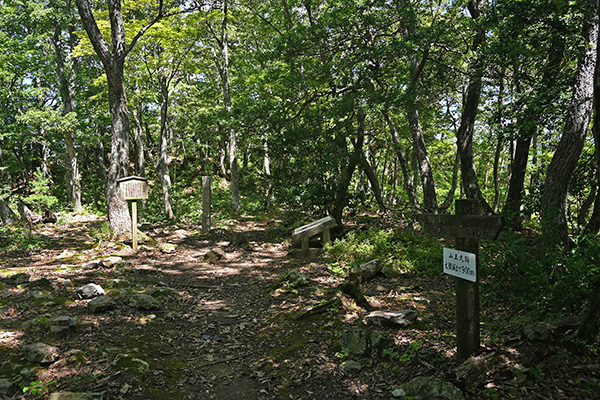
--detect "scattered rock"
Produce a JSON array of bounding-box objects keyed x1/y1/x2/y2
[
  {"x1": 351, "y1": 259, "x2": 382, "y2": 280},
  {"x1": 454, "y1": 351, "x2": 509, "y2": 389},
  {"x1": 82, "y1": 260, "x2": 102, "y2": 270},
  {"x1": 7, "y1": 273, "x2": 31, "y2": 285},
  {"x1": 524, "y1": 315, "x2": 584, "y2": 341},
  {"x1": 88, "y1": 296, "x2": 117, "y2": 313},
  {"x1": 77, "y1": 283, "x2": 105, "y2": 299},
  {"x1": 366, "y1": 310, "x2": 418, "y2": 328},
  {"x1": 159, "y1": 242, "x2": 176, "y2": 253},
  {"x1": 43, "y1": 209, "x2": 57, "y2": 224},
  {"x1": 112, "y1": 354, "x2": 149, "y2": 374},
  {"x1": 381, "y1": 262, "x2": 404, "y2": 278},
  {"x1": 337, "y1": 329, "x2": 394, "y2": 357},
  {"x1": 20, "y1": 342, "x2": 59, "y2": 364},
  {"x1": 204, "y1": 248, "x2": 226, "y2": 262},
  {"x1": 283, "y1": 270, "x2": 309, "y2": 288},
  {"x1": 101, "y1": 256, "x2": 123, "y2": 268},
  {"x1": 49, "y1": 392, "x2": 104, "y2": 400},
  {"x1": 524, "y1": 321, "x2": 554, "y2": 341},
  {"x1": 340, "y1": 360, "x2": 362, "y2": 374},
  {"x1": 0, "y1": 377, "x2": 16, "y2": 398},
  {"x1": 128, "y1": 293, "x2": 161, "y2": 310},
  {"x1": 228, "y1": 232, "x2": 248, "y2": 247},
  {"x1": 50, "y1": 316, "x2": 78, "y2": 336},
  {"x1": 392, "y1": 376, "x2": 464, "y2": 400}
]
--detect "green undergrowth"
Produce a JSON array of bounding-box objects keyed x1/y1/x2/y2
[
  {"x1": 0, "y1": 225, "x2": 53, "y2": 254},
  {"x1": 481, "y1": 231, "x2": 600, "y2": 325},
  {"x1": 324, "y1": 227, "x2": 443, "y2": 276}
]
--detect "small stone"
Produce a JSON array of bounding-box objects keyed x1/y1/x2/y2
[
  {"x1": 112, "y1": 354, "x2": 149, "y2": 374},
  {"x1": 101, "y1": 256, "x2": 123, "y2": 268},
  {"x1": 88, "y1": 296, "x2": 117, "y2": 313},
  {"x1": 338, "y1": 330, "x2": 369, "y2": 356},
  {"x1": 120, "y1": 384, "x2": 131, "y2": 394},
  {"x1": 82, "y1": 260, "x2": 102, "y2": 270},
  {"x1": 204, "y1": 248, "x2": 226, "y2": 262},
  {"x1": 352, "y1": 259, "x2": 382, "y2": 280},
  {"x1": 381, "y1": 262, "x2": 404, "y2": 278},
  {"x1": 394, "y1": 376, "x2": 464, "y2": 400},
  {"x1": 0, "y1": 377, "x2": 16, "y2": 397},
  {"x1": 159, "y1": 243, "x2": 176, "y2": 253},
  {"x1": 78, "y1": 283, "x2": 105, "y2": 299},
  {"x1": 50, "y1": 316, "x2": 78, "y2": 336},
  {"x1": 128, "y1": 293, "x2": 161, "y2": 310},
  {"x1": 366, "y1": 310, "x2": 418, "y2": 328},
  {"x1": 340, "y1": 360, "x2": 362, "y2": 374},
  {"x1": 20, "y1": 342, "x2": 59, "y2": 364}
]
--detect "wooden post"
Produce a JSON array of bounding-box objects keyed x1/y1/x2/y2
[
  {"x1": 131, "y1": 200, "x2": 138, "y2": 250},
  {"x1": 455, "y1": 199, "x2": 480, "y2": 362},
  {"x1": 202, "y1": 176, "x2": 212, "y2": 234}
]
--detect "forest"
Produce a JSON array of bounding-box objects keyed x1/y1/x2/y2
[{"x1": 1, "y1": 0, "x2": 600, "y2": 398}]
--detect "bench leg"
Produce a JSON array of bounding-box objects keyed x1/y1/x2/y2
[
  {"x1": 322, "y1": 229, "x2": 331, "y2": 246},
  {"x1": 301, "y1": 237, "x2": 309, "y2": 255}
]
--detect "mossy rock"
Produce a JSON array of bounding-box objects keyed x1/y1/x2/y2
[{"x1": 111, "y1": 354, "x2": 149, "y2": 374}]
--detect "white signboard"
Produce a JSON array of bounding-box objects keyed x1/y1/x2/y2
[{"x1": 443, "y1": 248, "x2": 476, "y2": 282}]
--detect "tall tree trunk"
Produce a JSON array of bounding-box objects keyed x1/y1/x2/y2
[
  {"x1": 131, "y1": 102, "x2": 146, "y2": 177},
  {"x1": 408, "y1": 108, "x2": 438, "y2": 213},
  {"x1": 53, "y1": 18, "x2": 82, "y2": 212},
  {"x1": 157, "y1": 75, "x2": 175, "y2": 220},
  {"x1": 332, "y1": 111, "x2": 365, "y2": 228},
  {"x1": 541, "y1": 0, "x2": 599, "y2": 246},
  {"x1": 76, "y1": 0, "x2": 133, "y2": 236},
  {"x1": 504, "y1": 21, "x2": 566, "y2": 230},
  {"x1": 456, "y1": 0, "x2": 493, "y2": 214},
  {"x1": 584, "y1": 44, "x2": 600, "y2": 236},
  {"x1": 217, "y1": 1, "x2": 240, "y2": 212},
  {"x1": 104, "y1": 62, "x2": 133, "y2": 235},
  {"x1": 358, "y1": 149, "x2": 386, "y2": 210},
  {"x1": 383, "y1": 111, "x2": 417, "y2": 211},
  {"x1": 440, "y1": 151, "x2": 460, "y2": 211}
]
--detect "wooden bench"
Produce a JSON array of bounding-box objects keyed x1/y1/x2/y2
[{"x1": 292, "y1": 216, "x2": 337, "y2": 256}]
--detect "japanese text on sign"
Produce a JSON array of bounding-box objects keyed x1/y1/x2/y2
[{"x1": 443, "y1": 248, "x2": 476, "y2": 282}]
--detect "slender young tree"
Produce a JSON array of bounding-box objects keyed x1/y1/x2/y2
[{"x1": 455, "y1": 0, "x2": 493, "y2": 214}]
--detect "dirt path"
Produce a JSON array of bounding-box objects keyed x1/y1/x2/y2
[{"x1": 1, "y1": 215, "x2": 599, "y2": 400}]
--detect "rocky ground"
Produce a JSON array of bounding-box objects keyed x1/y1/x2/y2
[{"x1": 0, "y1": 214, "x2": 599, "y2": 400}]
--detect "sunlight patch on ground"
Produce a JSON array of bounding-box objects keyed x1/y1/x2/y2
[{"x1": 0, "y1": 329, "x2": 24, "y2": 347}]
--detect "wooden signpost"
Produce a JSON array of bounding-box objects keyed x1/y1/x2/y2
[
  {"x1": 118, "y1": 176, "x2": 149, "y2": 251},
  {"x1": 417, "y1": 200, "x2": 503, "y2": 362}
]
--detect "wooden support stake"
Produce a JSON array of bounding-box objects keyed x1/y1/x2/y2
[
  {"x1": 202, "y1": 176, "x2": 212, "y2": 234},
  {"x1": 131, "y1": 200, "x2": 138, "y2": 251},
  {"x1": 323, "y1": 229, "x2": 331, "y2": 246},
  {"x1": 455, "y1": 199, "x2": 480, "y2": 362}
]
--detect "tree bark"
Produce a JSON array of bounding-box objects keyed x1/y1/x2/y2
[
  {"x1": 584, "y1": 44, "x2": 600, "y2": 236},
  {"x1": 76, "y1": 0, "x2": 132, "y2": 236},
  {"x1": 455, "y1": 0, "x2": 493, "y2": 215},
  {"x1": 503, "y1": 21, "x2": 566, "y2": 231},
  {"x1": 157, "y1": 75, "x2": 175, "y2": 220},
  {"x1": 383, "y1": 111, "x2": 417, "y2": 211},
  {"x1": 331, "y1": 111, "x2": 364, "y2": 228},
  {"x1": 541, "y1": 0, "x2": 599, "y2": 246},
  {"x1": 210, "y1": 0, "x2": 240, "y2": 212},
  {"x1": 0, "y1": 202, "x2": 18, "y2": 225},
  {"x1": 52, "y1": 19, "x2": 82, "y2": 212}
]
